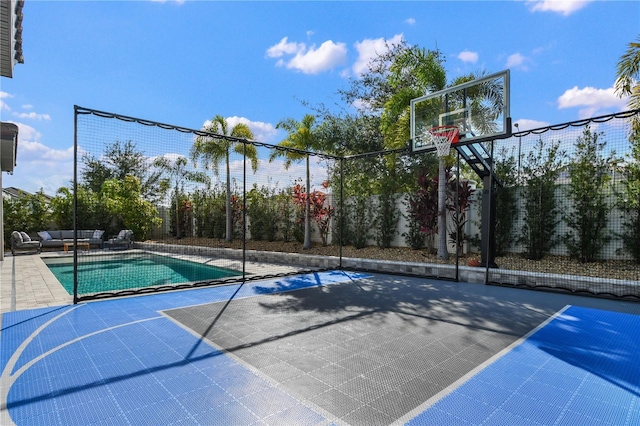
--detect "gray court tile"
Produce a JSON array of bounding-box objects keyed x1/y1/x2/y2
[
  {"x1": 282, "y1": 374, "x2": 333, "y2": 399},
  {"x1": 308, "y1": 362, "x2": 360, "y2": 386},
  {"x1": 314, "y1": 389, "x2": 363, "y2": 417},
  {"x1": 341, "y1": 404, "x2": 395, "y2": 426}
]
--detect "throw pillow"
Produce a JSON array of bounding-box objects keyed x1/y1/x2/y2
[
  {"x1": 38, "y1": 231, "x2": 53, "y2": 241},
  {"x1": 92, "y1": 230, "x2": 104, "y2": 239},
  {"x1": 20, "y1": 232, "x2": 31, "y2": 242},
  {"x1": 117, "y1": 230, "x2": 127, "y2": 239}
]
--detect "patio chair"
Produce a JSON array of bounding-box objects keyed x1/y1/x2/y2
[
  {"x1": 107, "y1": 229, "x2": 134, "y2": 250},
  {"x1": 11, "y1": 231, "x2": 42, "y2": 255}
]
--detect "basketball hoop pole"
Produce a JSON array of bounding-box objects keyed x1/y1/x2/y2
[{"x1": 422, "y1": 125, "x2": 459, "y2": 261}]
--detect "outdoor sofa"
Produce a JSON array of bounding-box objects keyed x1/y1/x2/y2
[
  {"x1": 37, "y1": 230, "x2": 105, "y2": 249},
  {"x1": 10, "y1": 231, "x2": 42, "y2": 255}
]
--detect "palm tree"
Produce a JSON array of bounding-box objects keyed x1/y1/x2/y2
[
  {"x1": 153, "y1": 156, "x2": 209, "y2": 239},
  {"x1": 191, "y1": 116, "x2": 258, "y2": 242},
  {"x1": 269, "y1": 114, "x2": 318, "y2": 249},
  {"x1": 615, "y1": 35, "x2": 640, "y2": 131}
]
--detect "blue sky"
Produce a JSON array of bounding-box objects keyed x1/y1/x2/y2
[{"x1": 1, "y1": 0, "x2": 638, "y2": 195}]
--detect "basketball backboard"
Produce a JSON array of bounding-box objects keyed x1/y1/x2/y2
[{"x1": 410, "y1": 70, "x2": 511, "y2": 152}]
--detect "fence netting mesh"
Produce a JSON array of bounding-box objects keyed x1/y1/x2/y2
[{"x1": 70, "y1": 106, "x2": 640, "y2": 301}]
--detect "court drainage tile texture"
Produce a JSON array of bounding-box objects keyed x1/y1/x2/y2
[{"x1": 164, "y1": 278, "x2": 555, "y2": 425}]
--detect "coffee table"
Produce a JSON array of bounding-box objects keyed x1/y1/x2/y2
[{"x1": 63, "y1": 242, "x2": 90, "y2": 252}]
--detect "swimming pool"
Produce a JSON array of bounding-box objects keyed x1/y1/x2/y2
[{"x1": 43, "y1": 253, "x2": 242, "y2": 294}]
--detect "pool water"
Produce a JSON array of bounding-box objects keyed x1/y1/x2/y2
[{"x1": 44, "y1": 253, "x2": 242, "y2": 294}]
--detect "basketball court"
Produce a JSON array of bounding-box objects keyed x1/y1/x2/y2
[{"x1": 2, "y1": 270, "x2": 640, "y2": 425}]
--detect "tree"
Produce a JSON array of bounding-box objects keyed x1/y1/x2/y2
[
  {"x1": 615, "y1": 36, "x2": 640, "y2": 117},
  {"x1": 50, "y1": 186, "x2": 105, "y2": 231},
  {"x1": 520, "y1": 139, "x2": 566, "y2": 260},
  {"x1": 269, "y1": 114, "x2": 320, "y2": 249},
  {"x1": 191, "y1": 115, "x2": 258, "y2": 242},
  {"x1": 616, "y1": 129, "x2": 640, "y2": 263},
  {"x1": 564, "y1": 126, "x2": 614, "y2": 262},
  {"x1": 81, "y1": 140, "x2": 165, "y2": 203},
  {"x1": 494, "y1": 147, "x2": 519, "y2": 256},
  {"x1": 101, "y1": 176, "x2": 161, "y2": 240},
  {"x1": 153, "y1": 156, "x2": 208, "y2": 239}
]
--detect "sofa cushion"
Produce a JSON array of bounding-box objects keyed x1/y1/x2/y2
[
  {"x1": 48, "y1": 230, "x2": 62, "y2": 239},
  {"x1": 60, "y1": 230, "x2": 75, "y2": 239},
  {"x1": 20, "y1": 232, "x2": 31, "y2": 242},
  {"x1": 92, "y1": 230, "x2": 105, "y2": 239},
  {"x1": 38, "y1": 231, "x2": 53, "y2": 241},
  {"x1": 11, "y1": 231, "x2": 23, "y2": 244}
]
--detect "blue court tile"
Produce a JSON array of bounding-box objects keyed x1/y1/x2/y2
[
  {"x1": 51, "y1": 385, "x2": 113, "y2": 411},
  {"x1": 6, "y1": 373, "x2": 53, "y2": 401},
  {"x1": 567, "y1": 394, "x2": 633, "y2": 424},
  {"x1": 161, "y1": 370, "x2": 216, "y2": 395},
  {"x1": 173, "y1": 387, "x2": 236, "y2": 413},
  {"x1": 112, "y1": 383, "x2": 174, "y2": 412},
  {"x1": 55, "y1": 397, "x2": 123, "y2": 426},
  {"x1": 13, "y1": 410, "x2": 60, "y2": 426},
  {"x1": 515, "y1": 380, "x2": 573, "y2": 407},
  {"x1": 104, "y1": 372, "x2": 156, "y2": 394},
  {"x1": 441, "y1": 393, "x2": 499, "y2": 422},
  {"x1": 5, "y1": 392, "x2": 58, "y2": 423},
  {"x1": 578, "y1": 380, "x2": 635, "y2": 406},
  {"x1": 500, "y1": 395, "x2": 565, "y2": 425},
  {"x1": 125, "y1": 398, "x2": 191, "y2": 425},
  {"x1": 529, "y1": 366, "x2": 586, "y2": 389},
  {"x1": 458, "y1": 379, "x2": 514, "y2": 406},
  {"x1": 485, "y1": 408, "x2": 538, "y2": 425}
]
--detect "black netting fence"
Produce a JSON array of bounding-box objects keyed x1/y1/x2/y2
[{"x1": 64, "y1": 106, "x2": 640, "y2": 302}]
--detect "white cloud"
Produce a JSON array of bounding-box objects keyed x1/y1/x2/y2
[
  {"x1": 266, "y1": 37, "x2": 347, "y2": 75},
  {"x1": 557, "y1": 85, "x2": 628, "y2": 117},
  {"x1": 287, "y1": 40, "x2": 348, "y2": 74},
  {"x1": 0, "y1": 91, "x2": 12, "y2": 111},
  {"x1": 352, "y1": 34, "x2": 404, "y2": 77},
  {"x1": 351, "y1": 98, "x2": 372, "y2": 112},
  {"x1": 200, "y1": 116, "x2": 278, "y2": 144},
  {"x1": 513, "y1": 119, "x2": 550, "y2": 132},
  {"x1": 21, "y1": 104, "x2": 33, "y2": 109},
  {"x1": 226, "y1": 116, "x2": 278, "y2": 143},
  {"x1": 266, "y1": 37, "x2": 303, "y2": 58},
  {"x1": 526, "y1": 0, "x2": 592, "y2": 16},
  {"x1": 506, "y1": 52, "x2": 530, "y2": 70},
  {"x1": 457, "y1": 50, "x2": 478, "y2": 64},
  {"x1": 405, "y1": 18, "x2": 416, "y2": 25},
  {"x1": 13, "y1": 111, "x2": 51, "y2": 121}
]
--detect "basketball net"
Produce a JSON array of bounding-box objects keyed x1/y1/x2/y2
[{"x1": 423, "y1": 125, "x2": 459, "y2": 158}]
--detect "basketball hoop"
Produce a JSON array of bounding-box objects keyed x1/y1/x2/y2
[{"x1": 423, "y1": 125, "x2": 459, "y2": 157}]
